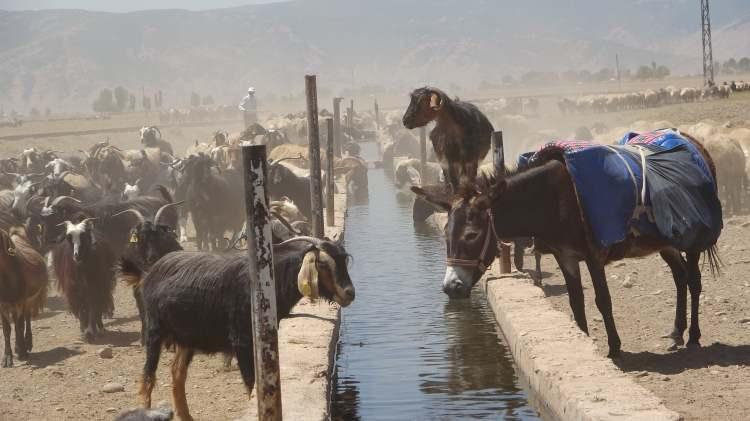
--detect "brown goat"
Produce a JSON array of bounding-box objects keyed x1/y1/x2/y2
[
  {"x1": 0, "y1": 227, "x2": 48, "y2": 367},
  {"x1": 402, "y1": 87, "x2": 493, "y2": 189}
]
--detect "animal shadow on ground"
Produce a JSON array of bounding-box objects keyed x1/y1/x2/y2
[
  {"x1": 616, "y1": 343, "x2": 750, "y2": 375},
  {"x1": 44, "y1": 295, "x2": 67, "y2": 312},
  {"x1": 100, "y1": 330, "x2": 141, "y2": 347},
  {"x1": 542, "y1": 283, "x2": 570, "y2": 298},
  {"x1": 27, "y1": 347, "x2": 83, "y2": 368},
  {"x1": 32, "y1": 309, "x2": 63, "y2": 321},
  {"x1": 105, "y1": 315, "x2": 140, "y2": 329}
]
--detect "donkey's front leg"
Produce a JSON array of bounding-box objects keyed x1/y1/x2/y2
[
  {"x1": 585, "y1": 258, "x2": 621, "y2": 358},
  {"x1": 555, "y1": 254, "x2": 588, "y2": 334}
]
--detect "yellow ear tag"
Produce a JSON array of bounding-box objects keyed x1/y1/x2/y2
[
  {"x1": 300, "y1": 279, "x2": 313, "y2": 297},
  {"x1": 129, "y1": 233, "x2": 138, "y2": 243}
]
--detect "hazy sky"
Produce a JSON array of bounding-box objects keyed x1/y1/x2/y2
[{"x1": 0, "y1": 0, "x2": 283, "y2": 12}]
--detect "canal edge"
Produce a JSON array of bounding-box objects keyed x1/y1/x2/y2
[{"x1": 481, "y1": 269, "x2": 683, "y2": 421}]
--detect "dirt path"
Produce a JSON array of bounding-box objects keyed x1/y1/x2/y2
[{"x1": 528, "y1": 217, "x2": 750, "y2": 421}]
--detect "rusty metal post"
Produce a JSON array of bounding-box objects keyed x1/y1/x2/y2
[
  {"x1": 305, "y1": 75, "x2": 325, "y2": 238},
  {"x1": 333, "y1": 97, "x2": 343, "y2": 158},
  {"x1": 492, "y1": 131, "x2": 512, "y2": 273},
  {"x1": 419, "y1": 127, "x2": 427, "y2": 181},
  {"x1": 241, "y1": 144, "x2": 283, "y2": 421},
  {"x1": 325, "y1": 118, "x2": 335, "y2": 227}
]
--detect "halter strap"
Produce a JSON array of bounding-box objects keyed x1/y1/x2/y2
[{"x1": 446, "y1": 209, "x2": 497, "y2": 272}]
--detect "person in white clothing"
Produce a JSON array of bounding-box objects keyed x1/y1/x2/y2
[{"x1": 239, "y1": 87, "x2": 258, "y2": 128}]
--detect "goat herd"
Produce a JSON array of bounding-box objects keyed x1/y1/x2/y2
[{"x1": 0, "y1": 124, "x2": 365, "y2": 420}]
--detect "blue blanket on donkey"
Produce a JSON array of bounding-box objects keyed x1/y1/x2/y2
[{"x1": 518, "y1": 129, "x2": 722, "y2": 251}]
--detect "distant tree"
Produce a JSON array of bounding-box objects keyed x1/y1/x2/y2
[
  {"x1": 739, "y1": 57, "x2": 750, "y2": 72},
  {"x1": 502, "y1": 75, "x2": 515, "y2": 86},
  {"x1": 201, "y1": 95, "x2": 214, "y2": 106},
  {"x1": 29, "y1": 107, "x2": 40, "y2": 119},
  {"x1": 114, "y1": 86, "x2": 129, "y2": 112},
  {"x1": 723, "y1": 57, "x2": 738, "y2": 74},
  {"x1": 129, "y1": 94, "x2": 136, "y2": 111},
  {"x1": 142, "y1": 95, "x2": 152, "y2": 111},
  {"x1": 593, "y1": 68, "x2": 614, "y2": 82},
  {"x1": 157, "y1": 90, "x2": 163, "y2": 108},
  {"x1": 190, "y1": 92, "x2": 201, "y2": 108},
  {"x1": 45, "y1": 108, "x2": 51, "y2": 118},
  {"x1": 655, "y1": 65, "x2": 670, "y2": 79},
  {"x1": 92, "y1": 88, "x2": 115, "y2": 112},
  {"x1": 635, "y1": 65, "x2": 653, "y2": 80}
]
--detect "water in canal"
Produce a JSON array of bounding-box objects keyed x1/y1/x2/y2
[{"x1": 332, "y1": 143, "x2": 539, "y2": 420}]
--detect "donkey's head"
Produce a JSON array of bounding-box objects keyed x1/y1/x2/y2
[{"x1": 412, "y1": 182, "x2": 498, "y2": 299}]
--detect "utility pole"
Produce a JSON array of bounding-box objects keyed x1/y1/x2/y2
[
  {"x1": 615, "y1": 53, "x2": 622, "y2": 90},
  {"x1": 701, "y1": 0, "x2": 715, "y2": 86}
]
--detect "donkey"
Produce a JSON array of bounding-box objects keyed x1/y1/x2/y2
[{"x1": 413, "y1": 133, "x2": 722, "y2": 358}]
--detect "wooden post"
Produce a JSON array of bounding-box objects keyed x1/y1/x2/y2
[
  {"x1": 333, "y1": 97, "x2": 343, "y2": 157},
  {"x1": 374, "y1": 99, "x2": 380, "y2": 132},
  {"x1": 326, "y1": 118, "x2": 335, "y2": 227},
  {"x1": 419, "y1": 127, "x2": 427, "y2": 181},
  {"x1": 305, "y1": 75, "x2": 325, "y2": 238},
  {"x1": 241, "y1": 144, "x2": 283, "y2": 421},
  {"x1": 492, "y1": 131, "x2": 512, "y2": 273}
]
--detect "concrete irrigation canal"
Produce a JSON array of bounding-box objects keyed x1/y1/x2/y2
[{"x1": 331, "y1": 143, "x2": 539, "y2": 420}]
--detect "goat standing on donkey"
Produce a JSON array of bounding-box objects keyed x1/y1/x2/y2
[{"x1": 402, "y1": 87, "x2": 494, "y2": 189}]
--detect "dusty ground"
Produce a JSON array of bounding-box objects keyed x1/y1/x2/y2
[{"x1": 531, "y1": 217, "x2": 750, "y2": 421}]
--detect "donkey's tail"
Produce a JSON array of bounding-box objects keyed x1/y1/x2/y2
[{"x1": 703, "y1": 244, "x2": 723, "y2": 278}]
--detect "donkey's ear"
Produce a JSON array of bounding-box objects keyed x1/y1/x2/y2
[
  {"x1": 487, "y1": 179, "x2": 508, "y2": 202},
  {"x1": 411, "y1": 185, "x2": 453, "y2": 212}
]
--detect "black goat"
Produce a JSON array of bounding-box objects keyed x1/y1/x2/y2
[
  {"x1": 28, "y1": 185, "x2": 178, "y2": 255},
  {"x1": 268, "y1": 159, "x2": 313, "y2": 219},
  {"x1": 52, "y1": 216, "x2": 116, "y2": 342},
  {"x1": 138, "y1": 237, "x2": 355, "y2": 421},
  {"x1": 115, "y1": 203, "x2": 184, "y2": 345},
  {"x1": 402, "y1": 87, "x2": 493, "y2": 189},
  {"x1": 180, "y1": 154, "x2": 243, "y2": 251}
]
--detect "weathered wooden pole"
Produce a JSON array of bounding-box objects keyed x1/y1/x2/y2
[
  {"x1": 333, "y1": 97, "x2": 343, "y2": 157},
  {"x1": 305, "y1": 75, "x2": 325, "y2": 238},
  {"x1": 325, "y1": 118, "x2": 335, "y2": 227},
  {"x1": 374, "y1": 98, "x2": 380, "y2": 132},
  {"x1": 240, "y1": 144, "x2": 283, "y2": 421},
  {"x1": 419, "y1": 127, "x2": 427, "y2": 181},
  {"x1": 492, "y1": 131, "x2": 512, "y2": 273}
]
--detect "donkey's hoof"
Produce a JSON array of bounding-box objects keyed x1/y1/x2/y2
[
  {"x1": 666, "y1": 341, "x2": 680, "y2": 352},
  {"x1": 607, "y1": 349, "x2": 621, "y2": 359},
  {"x1": 686, "y1": 340, "x2": 702, "y2": 349},
  {"x1": 2, "y1": 354, "x2": 13, "y2": 368}
]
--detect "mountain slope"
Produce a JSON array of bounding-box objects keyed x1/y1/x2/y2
[{"x1": 1, "y1": 0, "x2": 749, "y2": 112}]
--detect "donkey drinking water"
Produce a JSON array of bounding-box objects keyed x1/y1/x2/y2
[{"x1": 414, "y1": 129, "x2": 723, "y2": 358}]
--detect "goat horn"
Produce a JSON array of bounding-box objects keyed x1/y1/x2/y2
[
  {"x1": 50, "y1": 195, "x2": 82, "y2": 208},
  {"x1": 430, "y1": 92, "x2": 442, "y2": 111},
  {"x1": 2, "y1": 171, "x2": 20, "y2": 177},
  {"x1": 278, "y1": 236, "x2": 324, "y2": 247},
  {"x1": 112, "y1": 209, "x2": 146, "y2": 225},
  {"x1": 271, "y1": 211, "x2": 303, "y2": 236},
  {"x1": 154, "y1": 201, "x2": 185, "y2": 227}
]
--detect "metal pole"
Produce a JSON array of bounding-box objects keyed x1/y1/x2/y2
[
  {"x1": 326, "y1": 118, "x2": 335, "y2": 227},
  {"x1": 241, "y1": 144, "x2": 282, "y2": 421},
  {"x1": 374, "y1": 99, "x2": 380, "y2": 132},
  {"x1": 305, "y1": 75, "x2": 325, "y2": 238},
  {"x1": 333, "y1": 97, "x2": 343, "y2": 158},
  {"x1": 492, "y1": 131, "x2": 512, "y2": 274},
  {"x1": 419, "y1": 127, "x2": 427, "y2": 181}
]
